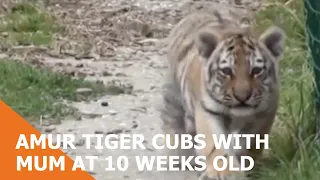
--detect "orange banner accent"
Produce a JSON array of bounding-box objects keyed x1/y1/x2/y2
[{"x1": 0, "y1": 100, "x2": 95, "y2": 179}]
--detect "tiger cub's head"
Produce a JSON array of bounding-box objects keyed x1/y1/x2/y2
[{"x1": 195, "y1": 25, "x2": 285, "y2": 114}]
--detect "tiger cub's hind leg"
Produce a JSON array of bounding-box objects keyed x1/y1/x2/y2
[{"x1": 160, "y1": 81, "x2": 198, "y2": 170}]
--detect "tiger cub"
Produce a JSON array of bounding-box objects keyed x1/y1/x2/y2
[{"x1": 159, "y1": 9, "x2": 285, "y2": 180}]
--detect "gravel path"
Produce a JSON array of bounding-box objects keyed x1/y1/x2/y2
[{"x1": 38, "y1": 0, "x2": 262, "y2": 179}]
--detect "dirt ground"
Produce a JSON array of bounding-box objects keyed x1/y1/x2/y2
[{"x1": 21, "y1": 0, "x2": 264, "y2": 179}]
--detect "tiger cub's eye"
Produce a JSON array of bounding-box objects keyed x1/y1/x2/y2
[
  {"x1": 252, "y1": 67, "x2": 263, "y2": 75},
  {"x1": 221, "y1": 67, "x2": 233, "y2": 76}
]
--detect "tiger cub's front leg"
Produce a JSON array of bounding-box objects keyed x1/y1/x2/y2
[
  {"x1": 195, "y1": 107, "x2": 246, "y2": 180},
  {"x1": 161, "y1": 112, "x2": 200, "y2": 169},
  {"x1": 160, "y1": 83, "x2": 198, "y2": 168}
]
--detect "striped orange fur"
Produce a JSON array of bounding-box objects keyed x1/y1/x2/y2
[{"x1": 160, "y1": 10, "x2": 285, "y2": 180}]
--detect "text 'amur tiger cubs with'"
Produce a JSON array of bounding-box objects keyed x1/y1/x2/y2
[{"x1": 160, "y1": 10, "x2": 285, "y2": 180}]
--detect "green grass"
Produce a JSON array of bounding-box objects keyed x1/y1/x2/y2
[
  {"x1": 0, "y1": 1, "x2": 63, "y2": 46},
  {"x1": 249, "y1": 0, "x2": 320, "y2": 180},
  {"x1": 0, "y1": 59, "x2": 112, "y2": 123}
]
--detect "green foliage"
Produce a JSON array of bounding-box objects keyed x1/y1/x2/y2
[
  {"x1": 0, "y1": 59, "x2": 107, "y2": 122},
  {"x1": 250, "y1": 1, "x2": 320, "y2": 180}
]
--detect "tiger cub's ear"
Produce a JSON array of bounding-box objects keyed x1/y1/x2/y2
[
  {"x1": 259, "y1": 26, "x2": 286, "y2": 60},
  {"x1": 195, "y1": 29, "x2": 219, "y2": 61}
]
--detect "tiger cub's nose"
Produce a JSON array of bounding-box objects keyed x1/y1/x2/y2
[{"x1": 233, "y1": 89, "x2": 252, "y2": 103}]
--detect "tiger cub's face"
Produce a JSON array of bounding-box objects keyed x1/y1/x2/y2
[{"x1": 195, "y1": 26, "x2": 285, "y2": 112}]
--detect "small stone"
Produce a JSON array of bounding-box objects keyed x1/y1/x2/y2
[
  {"x1": 94, "y1": 130, "x2": 104, "y2": 134},
  {"x1": 149, "y1": 62, "x2": 155, "y2": 67},
  {"x1": 130, "y1": 107, "x2": 147, "y2": 113},
  {"x1": 88, "y1": 171, "x2": 97, "y2": 175},
  {"x1": 122, "y1": 63, "x2": 133, "y2": 68},
  {"x1": 102, "y1": 114, "x2": 109, "y2": 118},
  {"x1": 132, "y1": 123, "x2": 138, "y2": 129},
  {"x1": 108, "y1": 110, "x2": 118, "y2": 115},
  {"x1": 101, "y1": 101, "x2": 109, "y2": 107},
  {"x1": 102, "y1": 71, "x2": 112, "y2": 76},
  {"x1": 76, "y1": 88, "x2": 93, "y2": 94},
  {"x1": 44, "y1": 127, "x2": 56, "y2": 133},
  {"x1": 76, "y1": 116, "x2": 82, "y2": 121},
  {"x1": 75, "y1": 139, "x2": 85, "y2": 146},
  {"x1": 119, "y1": 123, "x2": 127, "y2": 126},
  {"x1": 76, "y1": 64, "x2": 84, "y2": 68},
  {"x1": 106, "y1": 128, "x2": 123, "y2": 135},
  {"x1": 115, "y1": 72, "x2": 127, "y2": 77}
]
